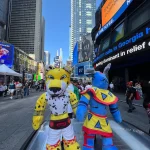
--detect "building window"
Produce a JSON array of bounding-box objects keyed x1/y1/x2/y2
[
  {"x1": 79, "y1": 11, "x2": 81, "y2": 16},
  {"x1": 86, "y1": 11, "x2": 92, "y2": 16},
  {"x1": 101, "y1": 36, "x2": 110, "y2": 51},
  {"x1": 86, "y1": 4, "x2": 92, "y2": 8},
  {"x1": 86, "y1": 28, "x2": 92, "y2": 33},
  {"x1": 112, "y1": 23, "x2": 124, "y2": 43},
  {"x1": 86, "y1": 20, "x2": 92, "y2": 24},
  {"x1": 128, "y1": 2, "x2": 150, "y2": 32}
]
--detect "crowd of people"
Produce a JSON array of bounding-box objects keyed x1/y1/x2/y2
[{"x1": 0, "y1": 79, "x2": 46, "y2": 99}]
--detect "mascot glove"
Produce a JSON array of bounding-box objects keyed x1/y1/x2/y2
[
  {"x1": 76, "y1": 105, "x2": 87, "y2": 122},
  {"x1": 32, "y1": 116, "x2": 44, "y2": 130},
  {"x1": 113, "y1": 111, "x2": 122, "y2": 123}
]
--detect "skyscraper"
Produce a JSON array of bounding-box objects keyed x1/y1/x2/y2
[
  {"x1": 9, "y1": 0, "x2": 43, "y2": 61},
  {"x1": 41, "y1": 17, "x2": 45, "y2": 61},
  {"x1": 70, "y1": 0, "x2": 96, "y2": 60},
  {"x1": 0, "y1": 0, "x2": 11, "y2": 41},
  {"x1": 44, "y1": 51, "x2": 50, "y2": 66}
]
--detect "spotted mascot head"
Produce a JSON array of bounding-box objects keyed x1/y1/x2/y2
[
  {"x1": 86, "y1": 63, "x2": 111, "y2": 90},
  {"x1": 45, "y1": 66, "x2": 72, "y2": 96}
]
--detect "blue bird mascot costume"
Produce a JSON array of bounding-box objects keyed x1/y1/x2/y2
[{"x1": 76, "y1": 63, "x2": 122, "y2": 150}]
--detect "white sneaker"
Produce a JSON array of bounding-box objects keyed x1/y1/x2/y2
[{"x1": 10, "y1": 97, "x2": 13, "y2": 99}]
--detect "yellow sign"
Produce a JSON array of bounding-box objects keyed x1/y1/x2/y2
[{"x1": 102, "y1": 0, "x2": 125, "y2": 26}]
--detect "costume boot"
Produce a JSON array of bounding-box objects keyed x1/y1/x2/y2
[
  {"x1": 63, "y1": 137, "x2": 81, "y2": 150},
  {"x1": 46, "y1": 140, "x2": 61, "y2": 150}
]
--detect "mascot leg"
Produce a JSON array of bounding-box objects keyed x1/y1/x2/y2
[
  {"x1": 62, "y1": 124, "x2": 81, "y2": 150},
  {"x1": 46, "y1": 127, "x2": 62, "y2": 150},
  {"x1": 82, "y1": 132, "x2": 95, "y2": 150},
  {"x1": 102, "y1": 137, "x2": 118, "y2": 150}
]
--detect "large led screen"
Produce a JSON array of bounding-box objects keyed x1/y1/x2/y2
[
  {"x1": 0, "y1": 42, "x2": 14, "y2": 68},
  {"x1": 102, "y1": 0, "x2": 126, "y2": 26}
]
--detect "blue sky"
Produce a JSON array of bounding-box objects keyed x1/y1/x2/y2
[{"x1": 42, "y1": 0, "x2": 102, "y2": 64}]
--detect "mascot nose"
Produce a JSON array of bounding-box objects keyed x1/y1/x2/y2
[{"x1": 49, "y1": 87, "x2": 61, "y2": 93}]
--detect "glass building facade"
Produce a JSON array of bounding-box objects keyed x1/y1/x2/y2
[
  {"x1": 70, "y1": 0, "x2": 96, "y2": 60},
  {"x1": 0, "y1": 0, "x2": 11, "y2": 41}
]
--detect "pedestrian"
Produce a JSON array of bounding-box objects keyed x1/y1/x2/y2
[
  {"x1": 135, "y1": 82, "x2": 143, "y2": 98},
  {"x1": 143, "y1": 81, "x2": 150, "y2": 135},
  {"x1": 125, "y1": 82, "x2": 136, "y2": 113},
  {"x1": 3, "y1": 83, "x2": 8, "y2": 97},
  {"x1": 85, "y1": 82, "x2": 92, "y2": 91},
  {"x1": 24, "y1": 82, "x2": 29, "y2": 96},
  {"x1": 15, "y1": 81, "x2": 23, "y2": 99},
  {"x1": 109, "y1": 82, "x2": 114, "y2": 92},
  {"x1": 0, "y1": 82, "x2": 4, "y2": 96},
  {"x1": 8, "y1": 81, "x2": 15, "y2": 99}
]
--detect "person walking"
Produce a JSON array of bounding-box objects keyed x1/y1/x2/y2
[
  {"x1": 109, "y1": 82, "x2": 114, "y2": 92},
  {"x1": 3, "y1": 83, "x2": 8, "y2": 97},
  {"x1": 24, "y1": 82, "x2": 29, "y2": 96},
  {"x1": 143, "y1": 81, "x2": 150, "y2": 135},
  {"x1": 15, "y1": 81, "x2": 23, "y2": 99},
  {"x1": 125, "y1": 82, "x2": 136, "y2": 113},
  {"x1": 8, "y1": 81, "x2": 15, "y2": 99},
  {"x1": 0, "y1": 82, "x2": 4, "y2": 96}
]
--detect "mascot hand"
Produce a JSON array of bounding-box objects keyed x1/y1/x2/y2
[
  {"x1": 32, "y1": 116, "x2": 44, "y2": 130},
  {"x1": 76, "y1": 105, "x2": 87, "y2": 122},
  {"x1": 113, "y1": 111, "x2": 122, "y2": 123}
]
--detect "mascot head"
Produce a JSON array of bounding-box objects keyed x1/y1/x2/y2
[
  {"x1": 86, "y1": 63, "x2": 111, "y2": 90},
  {"x1": 45, "y1": 66, "x2": 72, "y2": 96}
]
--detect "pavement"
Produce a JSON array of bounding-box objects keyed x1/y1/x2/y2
[
  {"x1": 0, "y1": 91, "x2": 50, "y2": 150},
  {"x1": 0, "y1": 92, "x2": 149, "y2": 150}
]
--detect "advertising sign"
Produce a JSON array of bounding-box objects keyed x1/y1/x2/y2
[
  {"x1": 94, "y1": 23, "x2": 150, "y2": 64},
  {"x1": 96, "y1": 39, "x2": 150, "y2": 67},
  {"x1": 78, "y1": 66, "x2": 84, "y2": 75},
  {"x1": 0, "y1": 42, "x2": 14, "y2": 68},
  {"x1": 96, "y1": 0, "x2": 133, "y2": 39},
  {"x1": 102, "y1": 0, "x2": 126, "y2": 27},
  {"x1": 78, "y1": 34, "x2": 93, "y2": 63}
]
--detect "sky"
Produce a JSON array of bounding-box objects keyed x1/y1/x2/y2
[{"x1": 42, "y1": 0, "x2": 102, "y2": 64}]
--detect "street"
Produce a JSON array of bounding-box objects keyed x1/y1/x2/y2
[
  {"x1": 0, "y1": 93, "x2": 149, "y2": 150},
  {"x1": 0, "y1": 92, "x2": 49, "y2": 150}
]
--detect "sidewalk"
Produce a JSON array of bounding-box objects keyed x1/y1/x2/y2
[
  {"x1": 114, "y1": 92, "x2": 143, "y2": 107},
  {"x1": 0, "y1": 90, "x2": 45, "y2": 102}
]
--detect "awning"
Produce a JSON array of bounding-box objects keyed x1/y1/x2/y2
[{"x1": 0, "y1": 64, "x2": 22, "y2": 77}]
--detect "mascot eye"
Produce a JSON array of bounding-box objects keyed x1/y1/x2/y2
[
  {"x1": 60, "y1": 75, "x2": 67, "y2": 80},
  {"x1": 48, "y1": 75, "x2": 54, "y2": 79}
]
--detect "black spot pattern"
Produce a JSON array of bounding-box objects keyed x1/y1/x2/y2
[{"x1": 38, "y1": 105, "x2": 40, "y2": 108}]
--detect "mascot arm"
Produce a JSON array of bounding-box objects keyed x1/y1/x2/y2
[
  {"x1": 69, "y1": 92, "x2": 79, "y2": 115},
  {"x1": 109, "y1": 103, "x2": 122, "y2": 123},
  {"x1": 32, "y1": 93, "x2": 47, "y2": 130},
  {"x1": 76, "y1": 93, "x2": 90, "y2": 122}
]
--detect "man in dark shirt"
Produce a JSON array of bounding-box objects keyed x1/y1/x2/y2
[{"x1": 126, "y1": 82, "x2": 136, "y2": 113}]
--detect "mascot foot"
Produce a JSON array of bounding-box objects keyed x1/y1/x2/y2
[
  {"x1": 102, "y1": 145, "x2": 118, "y2": 150},
  {"x1": 46, "y1": 140, "x2": 61, "y2": 150},
  {"x1": 63, "y1": 137, "x2": 81, "y2": 150}
]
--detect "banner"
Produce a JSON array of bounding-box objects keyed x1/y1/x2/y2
[
  {"x1": 0, "y1": 42, "x2": 14, "y2": 68},
  {"x1": 78, "y1": 34, "x2": 93, "y2": 63}
]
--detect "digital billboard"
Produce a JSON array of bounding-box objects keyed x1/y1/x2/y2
[
  {"x1": 0, "y1": 42, "x2": 14, "y2": 68},
  {"x1": 102, "y1": 0, "x2": 126, "y2": 27},
  {"x1": 78, "y1": 34, "x2": 94, "y2": 63},
  {"x1": 96, "y1": 0, "x2": 133, "y2": 39}
]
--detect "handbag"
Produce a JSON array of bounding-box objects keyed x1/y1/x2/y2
[{"x1": 135, "y1": 91, "x2": 140, "y2": 100}]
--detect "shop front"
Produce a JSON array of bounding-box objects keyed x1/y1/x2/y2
[{"x1": 94, "y1": 21, "x2": 150, "y2": 90}]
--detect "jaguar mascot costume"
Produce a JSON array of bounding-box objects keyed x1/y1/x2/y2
[
  {"x1": 76, "y1": 63, "x2": 122, "y2": 150},
  {"x1": 32, "y1": 66, "x2": 81, "y2": 150}
]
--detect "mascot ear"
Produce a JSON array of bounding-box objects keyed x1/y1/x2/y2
[
  {"x1": 45, "y1": 65, "x2": 55, "y2": 72},
  {"x1": 103, "y1": 63, "x2": 111, "y2": 76}
]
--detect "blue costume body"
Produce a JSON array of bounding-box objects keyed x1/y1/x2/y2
[{"x1": 76, "y1": 68, "x2": 122, "y2": 150}]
